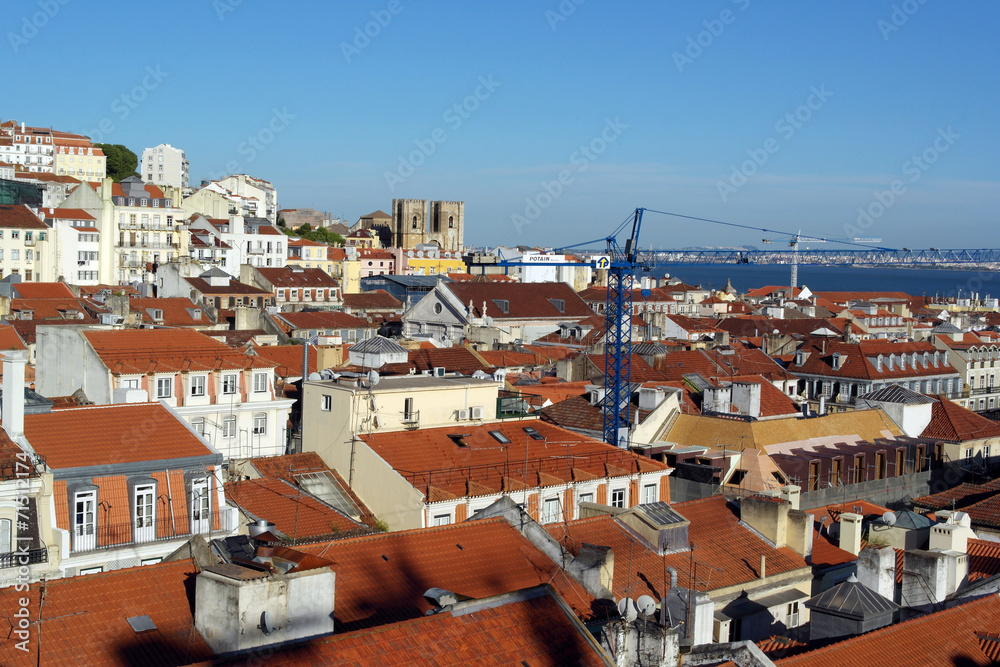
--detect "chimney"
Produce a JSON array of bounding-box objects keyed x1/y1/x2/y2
[
  {"x1": 2, "y1": 351, "x2": 27, "y2": 442},
  {"x1": 819, "y1": 396, "x2": 826, "y2": 415},
  {"x1": 857, "y1": 545, "x2": 896, "y2": 600},
  {"x1": 779, "y1": 485, "x2": 801, "y2": 511},
  {"x1": 759, "y1": 554, "x2": 766, "y2": 579},
  {"x1": 839, "y1": 512, "x2": 863, "y2": 556},
  {"x1": 843, "y1": 320, "x2": 853, "y2": 342}
]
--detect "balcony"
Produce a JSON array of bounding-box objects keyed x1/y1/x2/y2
[
  {"x1": 247, "y1": 247, "x2": 265, "y2": 255},
  {"x1": 23, "y1": 238, "x2": 34, "y2": 247},
  {"x1": 0, "y1": 547, "x2": 47, "y2": 570},
  {"x1": 966, "y1": 387, "x2": 998, "y2": 397},
  {"x1": 71, "y1": 512, "x2": 229, "y2": 554},
  {"x1": 400, "y1": 410, "x2": 420, "y2": 428}
]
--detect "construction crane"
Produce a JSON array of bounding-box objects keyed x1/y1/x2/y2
[
  {"x1": 486, "y1": 208, "x2": 647, "y2": 449},
  {"x1": 762, "y1": 231, "x2": 882, "y2": 297},
  {"x1": 601, "y1": 208, "x2": 646, "y2": 448}
]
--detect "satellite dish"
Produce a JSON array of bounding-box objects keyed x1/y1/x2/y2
[
  {"x1": 308, "y1": 372, "x2": 322, "y2": 381},
  {"x1": 636, "y1": 595, "x2": 657, "y2": 617},
  {"x1": 617, "y1": 598, "x2": 638, "y2": 622},
  {"x1": 882, "y1": 511, "x2": 897, "y2": 526},
  {"x1": 367, "y1": 369, "x2": 381, "y2": 387},
  {"x1": 259, "y1": 610, "x2": 275, "y2": 635}
]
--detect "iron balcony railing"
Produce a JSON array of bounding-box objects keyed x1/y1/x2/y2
[
  {"x1": 0, "y1": 547, "x2": 48, "y2": 570},
  {"x1": 71, "y1": 513, "x2": 223, "y2": 553}
]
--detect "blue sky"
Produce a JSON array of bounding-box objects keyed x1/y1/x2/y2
[{"x1": 5, "y1": 0, "x2": 998, "y2": 250}]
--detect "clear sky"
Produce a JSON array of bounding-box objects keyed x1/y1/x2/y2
[{"x1": 5, "y1": 0, "x2": 998, "y2": 251}]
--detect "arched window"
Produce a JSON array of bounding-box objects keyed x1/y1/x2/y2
[
  {"x1": 448, "y1": 216, "x2": 454, "y2": 228},
  {"x1": 411, "y1": 215, "x2": 418, "y2": 229}
]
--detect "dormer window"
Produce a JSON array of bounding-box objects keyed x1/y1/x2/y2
[
  {"x1": 795, "y1": 349, "x2": 805, "y2": 367},
  {"x1": 492, "y1": 299, "x2": 509, "y2": 314},
  {"x1": 548, "y1": 298, "x2": 565, "y2": 314},
  {"x1": 933, "y1": 351, "x2": 940, "y2": 367},
  {"x1": 876, "y1": 354, "x2": 884, "y2": 372},
  {"x1": 831, "y1": 352, "x2": 843, "y2": 371}
]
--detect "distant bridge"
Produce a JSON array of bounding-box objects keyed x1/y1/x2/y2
[{"x1": 630, "y1": 248, "x2": 1000, "y2": 267}]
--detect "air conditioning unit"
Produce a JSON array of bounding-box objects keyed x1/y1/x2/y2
[
  {"x1": 457, "y1": 408, "x2": 470, "y2": 421},
  {"x1": 434, "y1": 366, "x2": 446, "y2": 377},
  {"x1": 470, "y1": 406, "x2": 484, "y2": 420}
]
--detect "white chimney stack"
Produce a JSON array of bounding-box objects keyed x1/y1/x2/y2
[
  {"x1": 839, "y1": 512, "x2": 863, "y2": 556},
  {"x1": 2, "y1": 351, "x2": 27, "y2": 442}
]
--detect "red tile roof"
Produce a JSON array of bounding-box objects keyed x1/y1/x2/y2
[
  {"x1": 776, "y1": 594, "x2": 1000, "y2": 666},
  {"x1": 257, "y1": 266, "x2": 339, "y2": 288},
  {"x1": 25, "y1": 403, "x2": 214, "y2": 468},
  {"x1": 8, "y1": 297, "x2": 94, "y2": 321},
  {"x1": 83, "y1": 329, "x2": 277, "y2": 375},
  {"x1": 360, "y1": 421, "x2": 667, "y2": 498},
  {"x1": 41, "y1": 207, "x2": 95, "y2": 221},
  {"x1": 224, "y1": 477, "x2": 365, "y2": 538},
  {"x1": 184, "y1": 277, "x2": 271, "y2": 296},
  {"x1": 478, "y1": 350, "x2": 552, "y2": 368},
  {"x1": 128, "y1": 297, "x2": 211, "y2": 327},
  {"x1": 342, "y1": 289, "x2": 403, "y2": 311},
  {"x1": 277, "y1": 310, "x2": 373, "y2": 332},
  {"x1": 295, "y1": 518, "x2": 598, "y2": 632},
  {"x1": 250, "y1": 343, "x2": 318, "y2": 377},
  {"x1": 0, "y1": 204, "x2": 47, "y2": 229},
  {"x1": 447, "y1": 282, "x2": 593, "y2": 319},
  {"x1": 921, "y1": 396, "x2": 1000, "y2": 442},
  {"x1": 208, "y1": 586, "x2": 612, "y2": 666},
  {"x1": 792, "y1": 340, "x2": 955, "y2": 381},
  {"x1": 547, "y1": 496, "x2": 809, "y2": 596},
  {"x1": 0, "y1": 559, "x2": 213, "y2": 666},
  {"x1": 911, "y1": 478, "x2": 1000, "y2": 512},
  {"x1": 0, "y1": 324, "x2": 26, "y2": 350}
]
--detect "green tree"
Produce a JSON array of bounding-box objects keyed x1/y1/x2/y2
[{"x1": 94, "y1": 143, "x2": 139, "y2": 182}]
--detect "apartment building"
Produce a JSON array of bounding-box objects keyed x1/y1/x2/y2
[
  {"x1": 35, "y1": 328, "x2": 294, "y2": 459},
  {"x1": 141, "y1": 143, "x2": 189, "y2": 189},
  {"x1": 0, "y1": 204, "x2": 50, "y2": 282}
]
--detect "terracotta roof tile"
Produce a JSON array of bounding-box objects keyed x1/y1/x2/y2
[
  {"x1": 257, "y1": 266, "x2": 339, "y2": 288},
  {"x1": 447, "y1": 282, "x2": 593, "y2": 319},
  {"x1": 921, "y1": 395, "x2": 1000, "y2": 442},
  {"x1": 0, "y1": 204, "x2": 47, "y2": 229},
  {"x1": 210, "y1": 587, "x2": 612, "y2": 666},
  {"x1": 83, "y1": 329, "x2": 277, "y2": 375},
  {"x1": 250, "y1": 343, "x2": 318, "y2": 377},
  {"x1": 361, "y1": 421, "x2": 668, "y2": 498},
  {"x1": 0, "y1": 559, "x2": 213, "y2": 666},
  {"x1": 776, "y1": 594, "x2": 1000, "y2": 666},
  {"x1": 295, "y1": 518, "x2": 597, "y2": 632},
  {"x1": 547, "y1": 496, "x2": 808, "y2": 596},
  {"x1": 342, "y1": 289, "x2": 403, "y2": 311},
  {"x1": 224, "y1": 478, "x2": 366, "y2": 539},
  {"x1": 25, "y1": 403, "x2": 214, "y2": 468}
]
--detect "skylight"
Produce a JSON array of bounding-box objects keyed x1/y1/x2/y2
[{"x1": 489, "y1": 430, "x2": 511, "y2": 444}]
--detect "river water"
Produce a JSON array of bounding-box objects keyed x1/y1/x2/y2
[{"x1": 652, "y1": 265, "x2": 1000, "y2": 300}]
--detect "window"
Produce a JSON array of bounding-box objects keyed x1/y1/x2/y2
[
  {"x1": 222, "y1": 374, "x2": 237, "y2": 394},
  {"x1": 253, "y1": 373, "x2": 267, "y2": 393},
  {"x1": 290, "y1": 289, "x2": 299, "y2": 300},
  {"x1": 985, "y1": 445, "x2": 991, "y2": 460},
  {"x1": 190, "y1": 375, "x2": 206, "y2": 396},
  {"x1": 222, "y1": 416, "x2": 237, "y2": 438},
  {"x1": 276, "y1": 289, "x2": 286, "y2": 300},
  {"x1": 191, "y1": 418, "x2": 206, "y2": 436},
  {"x1": 253, "y1": 414, "x2": 266, "y2": 435},
  {"x1": 965, "y1": 448, "x2": 974, "y2": 461},
  {"x1": 0, "y1": 518, "x2": 11, "y2": 554},
  {"x1": 403, "y1": 397, "x2": 416, "y2": 421},
  {"x1": 190, "y1": 477, "x2": 211, "y2": 533},
  {"x1": 642, "y1": 483, "x2": 657, "y2": 504},
  {"x1": 786, "y1": 601, "x2": 800, "y2": 628},
  {"x1": 322, "y1": 395, "x2": 332, "y2": 411},
  {"x1": 156, "y1": 377, "x2": 172, "y2": 398},
  {"x1": 134, "y1": 483, "x2": 155, "y2": 542},
  {"x1": 73, "y1": 490, "x2": 97, "y2": 551},
  {"x1": 579, "y1": 492, "x2": 594, "y2": 505},
  {"x1": 433, "y1": 514, "x2": 452, "y2": 526},
  {"x1": 10, "y1": 250, "x2": 18, "y2": 261},
  {"x1": 611, "y1": 488, "x2": 626, "y2": 508},
  {"x1": 541, "y1": 497, "x2": 562, "y2": 523}
]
